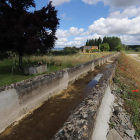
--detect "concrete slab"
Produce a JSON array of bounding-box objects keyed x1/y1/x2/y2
[
  {"x1": 91, "y1": 86, "x2": 115, "y2": 140},
  {"x1": 107, "y1": 129, "x2": 123, "y2": 140}
]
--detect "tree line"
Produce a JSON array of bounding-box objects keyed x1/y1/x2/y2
[
  {"x1": 85, "y1": 36, "x2": 123, "y2": 51},
  {"x1": 50, "y1": 46, "x2": 84, "y2": 55}
]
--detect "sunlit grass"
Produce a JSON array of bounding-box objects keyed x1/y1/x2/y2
[
  {"x1": 115, "y1": 53, "x2": 140, "y2": 136},
  {"x1": 26, "y1": 52, "x2": 111, "y2": 66},
  {"x1": 0, "y1": 52, "x2": 111, "y2": 87},
  {"x1": 124, "y1": 51, "x2": 140, "y2": 54}
]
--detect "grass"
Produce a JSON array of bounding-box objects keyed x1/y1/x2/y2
[
  {"x1": 124, "y1": 50, "x2": 140, "y2": 54},
  {"x1": 114, "y1": 53, "x2": 140, "y2": 137},
  {"x1": 0, "y1": 52, "x2": 111, "y2": 87},
  {"x1": 25, "y1": 52, "x2": 111, "y2": 66}
]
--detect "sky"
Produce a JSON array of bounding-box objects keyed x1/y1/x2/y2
[{"x1": 33, "y1": 0, "x2": 140, "y2": 48}]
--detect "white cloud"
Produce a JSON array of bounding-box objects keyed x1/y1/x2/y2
[
  {"x1": 55, "y1": 40, "x2": 84, "y2": 47},
  {"x1": 56, "y1": 29, "x2": 69, "y2": 38},
  {"x1": 69, "y1": 27, "x2": 85, "y2": 36},
  {"x1": 82, "y1": 0, "x2": 101, "y2": 5},
  {"x1": 82, "y1": 0, "x2": 140, "y2": 8},
  {"x1": 120, "y1": 35, "x2": 140, "y2": 45},
  {"x1": 57, "y1": 37, "x2": 68, "y2": 42},
  {"x1": 110, "y1": 6, "x2": 140, "y2": 18},
  {"x1": 64, "y1": 41, "x2": 83, "y2": 46},
  {"x1": 74, "y1": 34, "x2": 102, "y2": 41},
  {"x1": 56, "y1": 27, "x2": 85, "y2": 38},
  {"x1": 50, "y1": 0, "x2": 71, "y2": 6},
  {"x1": 60, "y1": 13, "x2": 72, "y2": 20},
  {"x1": 103, "y1": 0, "x2": 140, "y2": 8},
  {"x1": 55, "y1": 3, "x2": 140, "y2": 48},
  {"x1": 86, "y1": 16, "x2": 140, "y2": 35}
]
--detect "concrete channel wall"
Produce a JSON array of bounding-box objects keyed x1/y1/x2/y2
[
  {"x1": 52, "y1": 55, "x2": 119, "y2": 140},
  {"x1": 0, "y1": 53, "x2": 118, "y2": 133}
]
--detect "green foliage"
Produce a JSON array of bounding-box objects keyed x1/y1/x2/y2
[
  {"x1": 48, "y1": 46, "x2": 81, "y2": 56},
  {"x1": 103, "y1": 36, "x2": 122, "y2": 51},
  {"x1": 100, "y1": 43, "x2": 110, "y2": 51},
  {"x1": 80, "y1": 46, "x2": 84, "y2": 51},
  {"x1": 128, "y1": 45, "x2": 140, "y2": 50},
  {"x1": 109, "y1": 122, "x2": 116, "y2": 128},
  {"x1": 64, "y1": 46, "x2": 78, "y2": 53},
  {"x1": 85, "y1": 36, "x2": 122, "y2": 51},
  {"x1": 135, "y1": 47, "x2": 140, "y2": 52},
  {"x1": 115, "y1": 46, "x2": 125, "y2": 51},
  {"x1": 86, "y1": 49, "x2": 89, "y2": 53},
  {"x1": 122, "y1": 44, "x2": 129, "y2": 50},
  {"x1": 128, "y1": 48, "x2": 133, "y2": 51},
  {"x1": 85, "y1": 37, "x2": 102, "y2": 46},
  {"x1": 0, "y1": 1, "x2": 60, "y2": 67},
  {"x1": 91, "y1": 49, "x2": 99, "y2": 53},
  {"x1": 0, "y1": 51, "x2": 9, "y2": 60}
]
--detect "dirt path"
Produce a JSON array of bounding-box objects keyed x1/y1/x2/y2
[{"x1": 128, "y1": 54, "x2": 140, "y2": 63}]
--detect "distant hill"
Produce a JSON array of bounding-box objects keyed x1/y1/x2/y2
[{"x1": 52, "y1": 48, "x2": 64, "y2": 51}]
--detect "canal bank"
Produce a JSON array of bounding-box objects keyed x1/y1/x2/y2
[{"x1": 0, "y1": 57, "x2": 118, "y2": 140}]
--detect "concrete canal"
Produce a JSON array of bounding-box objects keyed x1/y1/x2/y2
[{"x1": 0, "y1": 59, "x2": 115, "y2": 140}]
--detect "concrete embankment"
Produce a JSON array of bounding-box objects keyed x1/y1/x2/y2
[
  {"x1": 0, "y1": 53, "x2": 118, "y2": 134},
  {"x1": 52, "y1": 55, "x2": 119, "y2": 140}
]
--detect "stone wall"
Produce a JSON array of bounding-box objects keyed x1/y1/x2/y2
[
  {"x1": 0, "y1": 53, "x2": 119, "y2": 133},
  {"x1": 52, "y1": 56, "x2": 119, "y2": 140}
]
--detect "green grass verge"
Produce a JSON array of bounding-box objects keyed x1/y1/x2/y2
[
  {"x1": 114, "y1": 53, "x2": 140, "y2": 137},
  {"x1": 124, "y1": 51, "x2": 140, "y2": 54},
  {"x1": 0, "y1": 58, "x2": 70, "y2": 87},
  {"x1": 0, "y1": 52, "x2": 111, "y2": 87}
]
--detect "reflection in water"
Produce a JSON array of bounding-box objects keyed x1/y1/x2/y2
[{"x1": 87, "y1": 74, "x2": 103, "y2": 88}]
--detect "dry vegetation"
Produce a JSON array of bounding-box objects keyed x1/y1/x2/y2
[
  {"x1": 115, "y1": 53, "x2": 140, "y2": 136},
  {"x1": 26, "y1": 52, "x2": 111, "y2": 66},
  {"x1": 0, "y1": 52, "x2": 111, "y2": 87}
]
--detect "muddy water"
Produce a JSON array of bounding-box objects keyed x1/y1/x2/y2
[{"x1": 0, "y1": 61, "x2": 113, "y2": 140}]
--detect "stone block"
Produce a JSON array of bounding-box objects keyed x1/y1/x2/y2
[
  {"x1": 107, "y1": 129, "x2": 123, "y2": 140},
  {"x1": 24, "y1": 64, "x2": 47, "y2": 75}
]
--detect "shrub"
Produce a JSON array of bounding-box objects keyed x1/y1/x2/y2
[
  {"x1": 135, "y1": 47, "x2": 140, "y2": 52},
  {"x1": 0, "y1": 51, "x2": 9, "y2": 60},
  {"x1": 100, "y1": 43, "x2": 110, "y2": 51},
  {"x1": 86, "y1": 49, "x2": 89, "y2": 53},
  {"x1": 91, "y1": 49, "x2": 99, "y2": 53},
  {"x1": 115, "y1": 46, "x2": 125, "y2": 51}
]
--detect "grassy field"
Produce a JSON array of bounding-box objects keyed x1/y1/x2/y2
[
  {"x1": 124, "y1": 51, "x2": 140, "y2": 54},
  {"x1": 0, "y1": 52, "x2": 110, "y2": 87},
  {"x1": 114, "y1": 53, "x2": 140, "y2": 137}
]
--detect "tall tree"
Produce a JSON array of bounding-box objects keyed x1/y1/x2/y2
[
  {"x1": 97, "y1": 37, "x2": 102, "y2": 49},
  {"x1": 100, "y1": 43, "x2": 110, "y2": 51},
  {"x1": 0, "y1": 0, "x2": 59, "y2": 68},
  {"x1": 102, "y1": 36, "x2": 122, "y2": 51}
]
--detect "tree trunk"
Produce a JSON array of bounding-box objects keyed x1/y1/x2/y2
[{"x1": 19, "y1": 55, "x2": 22, "y2": 70}]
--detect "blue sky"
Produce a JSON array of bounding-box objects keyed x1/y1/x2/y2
[{"x1": 33, "y1": 0, "x2": 140, "y2": 48}]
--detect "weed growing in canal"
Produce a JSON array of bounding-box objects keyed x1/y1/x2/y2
[{"x1": 109, "y1": 122, "x2": 116, "y2": 129}]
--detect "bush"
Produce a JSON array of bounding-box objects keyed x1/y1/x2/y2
[
  {"x1": 48, "y1": 50, "x2": 78, "y2": 56},
  {"x1": 91, "y1": 49, "x2": 99, "y2": 53},
  {"x1": 115, "y1": 46, "x2": 125, "y2": 51},
  {"x1": 135, "y1": 47, "x2": 140, "y2": 52},
  {"x1": 86, "y1": 49, "x2": 89, "y2": 53},
  {"x1": 0, "y1": 51, "x2": 9, "y2": 60},
  {"x1": 100, "y1": 43, "x2": 110, "y2": 51}
]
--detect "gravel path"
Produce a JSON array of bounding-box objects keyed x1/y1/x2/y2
[{"x1": 128, "y1": 54, "x2": 140, "y2": 63}]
